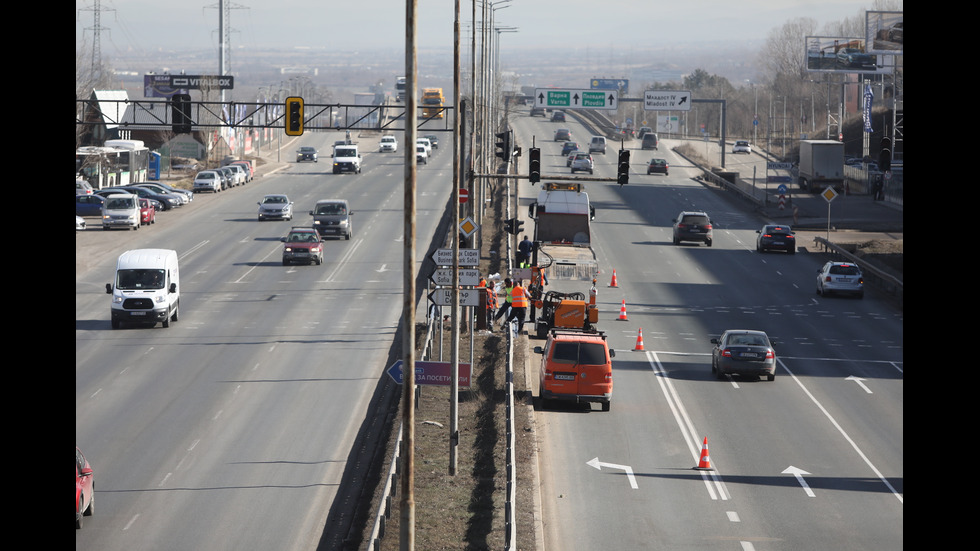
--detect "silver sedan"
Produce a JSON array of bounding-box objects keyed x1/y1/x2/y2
[{"x1": 257, "y1": 194, "x2": 294, "y2": 221}]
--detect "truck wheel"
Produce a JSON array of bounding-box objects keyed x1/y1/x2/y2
[{"x1": 602, "y1": 401, "x2": 610, "y2": 412}]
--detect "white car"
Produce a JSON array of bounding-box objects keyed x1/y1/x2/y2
[
  {"x1": 733, "y1": 140, "x2": 752, "y2": 154},
  {"x1": 226, "y1": 164, "x2": 249, "y2": 184},
  {"x1": 416, "y1": 138, "x2": 432, "y2": 157},
  {"x1": 193, "y1": 170, "x2": 222, "y2": 193},
  {"x1": 416, "y1": 145, "x2": 428, "y2": 165},
  {"x1": 380, "y1": 135, "x2": 398, "y2": 153},
  {"x1": 816, "y1": 261, "x2": 864, "y2": 299},
  {"x1": 569, "y1": 152, "x2": 594, "y2": 174}
]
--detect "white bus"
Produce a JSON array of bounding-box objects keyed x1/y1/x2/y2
[{"x1": 104, "y1": 139, "x2": 150, "y2": 183}]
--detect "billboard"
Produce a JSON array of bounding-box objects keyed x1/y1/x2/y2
[
  {"x1": 805, "y1": 36, "x2": 886, "y2": 75},
  {"x1": 865, "y1": 11, "x2": 903, "y2": 55}
]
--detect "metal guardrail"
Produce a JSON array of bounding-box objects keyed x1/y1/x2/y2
[
  {"x1": 504, "y1": 325, "x2": 518, "y2": 550},
  {"x1": 811, "y1": 236, "x2": 903, "y2": 307},
  {"x1": 366, "y1": 310, "x2": 437, "y2": 550}
]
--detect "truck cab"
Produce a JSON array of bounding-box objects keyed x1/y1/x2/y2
[
  {"x1": 332, "y1": 144, "x2": 362, "y2": 174},
  {"x1": 106, "y1": 249, "x2": 180, "y2": 329}
]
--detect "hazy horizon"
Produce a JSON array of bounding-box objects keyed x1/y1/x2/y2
[{"x1": 78, "y1": 1, "x2": 876, "y2": 54}]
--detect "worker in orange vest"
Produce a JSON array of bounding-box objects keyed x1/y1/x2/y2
[{"x1": 505, "y1": 279, "x2": 529, "y2": 334}]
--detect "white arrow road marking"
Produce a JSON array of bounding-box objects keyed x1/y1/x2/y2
[
  {"x1": 846, "y1": 375, "x2": 873, "y2": 394},
  {"x1": 586, "y1": 457, "x2": 638, "y2": 489},
  {"x1": 782, "y1": 466, "x2": 815, "y2": 497}
]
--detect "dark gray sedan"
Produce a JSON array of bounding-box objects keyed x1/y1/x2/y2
[{"x1": 711, "y1": 330, "x2": 776, "y2": 381}]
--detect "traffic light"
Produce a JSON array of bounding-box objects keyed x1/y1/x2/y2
[
  {"x1": 495, "y1": 131, "x2": 511, "y2": 162},
  {"x1": 285, "y1": 96, "x2": 304, "y2": 136},
  {"x1": 878, "y1": 137, "x2": 891, "y2": 172},
  {"x1": 171, "y1": 93, "x2": 192, "y2": 134},
  {"x1": 503, "y1": 218, "x2": 514, "y2": 234},
  {"x1": 617, "y1": 149, "x2": 631, "y2": 185},
  {"x1": 528, "y1": 147, "x2": 541, "y2": 183},
  {"x1": 513, "y1": 219, "x2": 524, "y2": 235}
]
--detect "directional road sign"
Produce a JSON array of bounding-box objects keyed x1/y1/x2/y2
[
  {"x1": 643, "y1": 90, "x2": 692, "y2": 111},
  {"x1": 535, "y1": 88, "x2": 618, "y2": 110},
  {"x1": 431, "y1": 248, "x2": 479, "y2": 267},
  {"x1": 428, "y1": 288, "x2": 483, "y2": 307},
  {"x1": 590, "y1": 78, "x2": 629, "y2": 94},
  {"x1": 386, "y1": 360, "x2": 472, "y2": 387},
  {"x1": 429, "y1": 268, "x2": 482, "y2": 287}
]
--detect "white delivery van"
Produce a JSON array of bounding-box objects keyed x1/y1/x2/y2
[
  {"x1": 101, "y1": 193, "x2": 140, "y2": 231},
  {"x1": 106, "y1": 249, "x2": 180, "y2": 329}
]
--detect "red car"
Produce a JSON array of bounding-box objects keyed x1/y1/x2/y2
[
  {"x1": 140, "y1": 198, "x2": 156, "y2": 225},
  {"x1": 76, "y1": 447, "x2": 95, "y2": 529}
]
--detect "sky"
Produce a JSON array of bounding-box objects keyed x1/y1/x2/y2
[{"x1": 77, "y1": 0, "x2": 882, "y2": 54}]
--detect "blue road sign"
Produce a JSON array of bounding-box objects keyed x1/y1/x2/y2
[{"x1": 387, "y1": 360, "x2": 472, "y2": 387}]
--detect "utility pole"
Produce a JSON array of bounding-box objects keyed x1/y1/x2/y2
[{"x1": 401, "y1": 2, "x2": 419, "y2": 548}]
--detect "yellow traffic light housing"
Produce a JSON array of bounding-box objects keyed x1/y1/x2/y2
[{"x1": 285, "y1": 97, "x2": 304, "y2": 136}]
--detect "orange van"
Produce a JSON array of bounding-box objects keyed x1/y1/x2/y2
[{"x1": 535, "y1": 329, "x2": 615, "y2": 411}]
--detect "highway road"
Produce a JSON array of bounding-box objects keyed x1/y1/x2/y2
[
  {"x1": 75, "y1": 132, "x2": 454, "y2": 550},
  {"x1": 510, "y1": 108, "x2": 903, "y2": 550}
]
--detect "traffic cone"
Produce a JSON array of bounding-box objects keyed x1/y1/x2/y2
[
  {"x1": 609, "y1": 269, "x2": 619, "y2": 287},
  {"x1": 694, "y1": 437, "x2": 713, "y2": 470},
  {"x1": 618, "y1": 299, "x2": 628, "y2": 321},
  {"x1": 633, "y1": 328, "x2": 645, "y2": 351}
]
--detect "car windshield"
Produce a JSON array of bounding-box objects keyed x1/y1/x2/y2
[
  {"x1": 300, "y1": 147, "x2": 315, "y2": 152},
  {"x1": 552, "y1": 341, "x2": 607, "y2": 365},
  {"x1": 288, "y1": 232, "x2": 318, "y2": 242},
  {"x1": 829, "y1": 265, "x2": 861, "y2": 276},
  {"x1": 264, "y1": 196, "x2": 287, "y2": 204},
  {"x1": 316, "y1": 203, "x2": 346, "y2": 215},
  {"x1": 106, "y1": 197, "x2": 135, "y2": 209},
  {"x1": 117, "y1": 269, "x2": 165, "y2": 290},
  {"x1": 728, "y1": 334, "x2": 769, "y2": 347}
]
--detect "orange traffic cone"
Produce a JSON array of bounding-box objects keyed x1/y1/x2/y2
[
  {"x1": 609, "y1": 269, "x2": 619, "y2": 287},
  {"x1": 695, "y1": 437, "x2": 713, "y2": 470},
  {"x1": 634, "y1": 328, "x2": 645, "y2": 351},
  {"x1": 618, "y1": 299, "x2": 628, "y2": 321}
]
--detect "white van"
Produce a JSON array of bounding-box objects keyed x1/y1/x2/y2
[
  {"x1": 106, "y1": 249, "x2": 180, "y2": 329},
  {"x1": 101, "y1": 193, "x2": 141, "y2": 231},
  {"x1": 588, "y1": 136, "x2": 607, "y2": 154}
]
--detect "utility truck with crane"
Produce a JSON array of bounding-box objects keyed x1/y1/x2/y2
[{"x1": 525, "y1": 182, "x2": 601, "y2": 338}]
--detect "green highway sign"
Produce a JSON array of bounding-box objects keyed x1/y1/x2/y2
[{"x1": 535, "y1": 88, "x2": 618, "y2": 110}]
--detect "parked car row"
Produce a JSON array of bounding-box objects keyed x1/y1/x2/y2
[
  {"x1": 193, "y1": 161, "x2": 252, "y2": 193},
  {"x1": 76, "y1": 181, "x2": 196, "y2": 231}
]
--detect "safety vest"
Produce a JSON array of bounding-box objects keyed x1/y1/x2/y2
[
  {"x1": 510, "y1": 285, "x2": 528, "y2": 308},
  {"x1": 501, "y1": 285, "x2": 514, "y2": 305}
]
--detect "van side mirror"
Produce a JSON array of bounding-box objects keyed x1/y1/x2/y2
[
  {"x1": 169, "y1": 283, "x2": 177, "y2": 293},
  {"x1": 609, "y1": 349, "x2": 616, "y2": 358},
  {"x1": 533, "y1": 346, "x2": 543, "y2": 354},
  {"x1": 106, "y1": 283, "x2": 112, "y2": 294}
]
